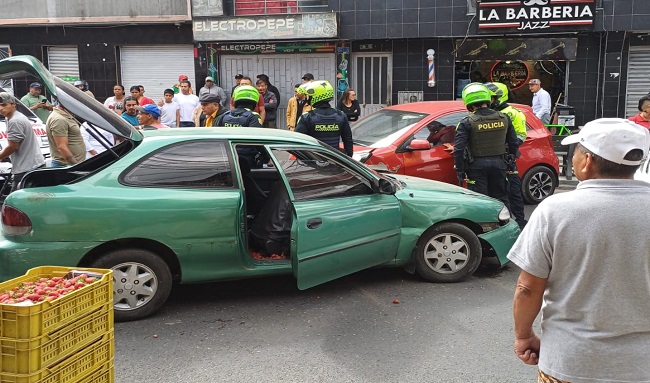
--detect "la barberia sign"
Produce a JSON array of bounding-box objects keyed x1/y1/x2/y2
[{"x1": 478, "y1": 0, "x2": 595, "y2": 33}]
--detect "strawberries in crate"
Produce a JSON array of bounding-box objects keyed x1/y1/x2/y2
[{"x1": 0, "y1": 273, "x2": 100, "y2": 305}]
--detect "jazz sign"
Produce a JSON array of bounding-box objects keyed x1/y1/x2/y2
[{"x1": 477, "y1": 0, "x2": 595, "y2": 33}]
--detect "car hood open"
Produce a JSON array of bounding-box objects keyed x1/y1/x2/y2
[{"x1": 0, "y1": 55, "x2": 141, "y2": 142}]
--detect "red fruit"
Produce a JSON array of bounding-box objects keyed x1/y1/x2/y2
[
  {"x1": 392, "y1": 299, "x2": 400, "y2": 304},
  {"x1": 85, "y1": 277, "x2": 96, "y2": 284}
]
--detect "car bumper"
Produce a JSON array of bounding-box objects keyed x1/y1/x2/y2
[
  {"x1": 477, "y1": 219, "x2": 520, "y2": 266},
  {"x1": 0, "y1": 239, "x2": 95, "y2": 282}
]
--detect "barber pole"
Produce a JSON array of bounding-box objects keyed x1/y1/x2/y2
[{"x1": 427, "y1": 49, "x2": 436, "y2": 87}]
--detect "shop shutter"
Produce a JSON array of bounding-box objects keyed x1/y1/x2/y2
[
  {"x1": 47, "y1": 46, "x2": 80, "y2": 83},
  {"x1": 120, "y1": 45, "x2": 195, "y2": 103},
  {"x1": 626, "y1": 48, "x2": 650, "y2": 118}
]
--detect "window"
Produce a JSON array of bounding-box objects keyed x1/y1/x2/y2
[
  {"x1": 235, "y1": 0, "x2": 327, "y2": 15},
  {"x1": 123, "y1": 140, "x2": 233, "y2": 188},
  {"x1": 272, "y1": 148, "x2": 373, "y2": 201},
  {"x1": 412, "y1": 112, "x2": 466, "y2": 146}
]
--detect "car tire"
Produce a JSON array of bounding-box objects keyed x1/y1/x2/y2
[
  {"x1": 413, "y1": 223, "x2": 482, "y2": 283},
  {"x1": 521, "y1": 165, "x2": 556, "y2": 204},
  {"x1": 91, "y1": 249, "x2": 172, "y2": 322}
]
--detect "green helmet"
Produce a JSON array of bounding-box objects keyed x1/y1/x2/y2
[
  {"x1": 461, "y1": 83, "x2": 491, "y2": 107},
  {"x1": 494, "y1": 82, "x2": 509, "y2": 104},
  {"x1": 298, "y1": 80, "x2": 334, "y2": 105},
  {"x1": 484, "y1": 82, "x2": 503, "y2": 99},
  {"x1": 232, "y1": 85, "x2": 260, "y2": 104}
]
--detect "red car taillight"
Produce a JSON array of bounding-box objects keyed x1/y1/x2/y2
[{"x1": 1, "y1": 205, "x2": 32, "y2": 235}]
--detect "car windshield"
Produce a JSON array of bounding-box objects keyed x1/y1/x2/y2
[{"x1": 351, "y1": 109, "x2": 428, "y2": 146}]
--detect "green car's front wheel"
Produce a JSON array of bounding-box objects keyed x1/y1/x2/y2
[
  {"x1": 414, "y1": 223, "x2": 482, "y2": 283},
  {"x1": 91, "y1": 249, "x2": 172, "y2": 322}
]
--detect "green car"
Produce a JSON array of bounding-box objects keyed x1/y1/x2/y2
[{"x1": 0, "y1": 56, "x2": 520, "y2": 321}]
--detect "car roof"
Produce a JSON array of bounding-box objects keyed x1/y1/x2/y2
[
  {"x1": 384, "y1": 101, "x2": 467, "y2": 113},
  {"x1": 142, "y1": 127, "x2": 321, "y2": 145}
]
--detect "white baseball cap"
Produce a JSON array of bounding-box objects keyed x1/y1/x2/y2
[{"x1": 561, "y1": 118, "x2": 650, "y2": 165}]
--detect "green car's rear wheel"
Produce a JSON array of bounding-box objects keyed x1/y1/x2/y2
[
  {"x1": 414, "y1": 222, "x2": 482, "y2": 283},
  {"x1": 91, "y1": 249, "x2": 172, "y2": 322}
]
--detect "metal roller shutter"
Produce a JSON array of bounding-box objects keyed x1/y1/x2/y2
[
  {"x1": 120, "y1": 45, "x2": 195, "y2": 103},
  {"x1": 626, "y1": 47, "x2": 650, "y2": 118},
  {"x1": 47, "y1": 46, "x2": 80, "y2": 83}
]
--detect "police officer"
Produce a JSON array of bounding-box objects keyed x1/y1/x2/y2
[
  {"x1": 454, "y1": 83, "x2": 519, "y2": 207},
  {"x1": 485, "y1": 82, "x2": 527, "y2": 228},
  {"x1": 216, "y1": 85, "x2": 262, "y2": 128},
  {"x1": 216, "y1": 85, "x2": 264, "y2": 167},
  {"x1": 295, "y1": 80, "x2": 353, "y2": 156}
]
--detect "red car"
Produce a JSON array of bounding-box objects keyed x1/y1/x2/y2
[{"x1": 350, "y1": 101, "x2": 559, "y2": 204}]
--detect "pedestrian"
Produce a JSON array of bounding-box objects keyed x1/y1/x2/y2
[
  {"x1": 136, "y1": 104, "x2": 168, "y2": 130},
  {"x1": 230, "y1": 76, "x2": 266, "y2": 123},
  {"x1": 628, "y1": 94, "x2": 650, "y2": 129},
  {"x1": 120, "y1": 96, "x2": 139, "y2": 126},
  {"x1": 286, "y1": 84, "x2": 312, "y2": 131},
  {"x1": 217, "y1": 85, "x2": 264, "y2": 168},
  {"x1": 81, "y1": 122, "x2": 114, "y2": 157},
  {"x1": 256, "y1": 74, "x2": 281, "y2": 106},
  {"x1": 73, "y1": 80, "x2": 95, "y2": 99},
  {"x1": 198, "y1": 93, "x2": 227, "y2": 127},
  {"x1": 337, "y1": 88, "x2": 361, "y2": 122},
  {"x1": 231, "y1": 73, "x2": 244, "y2": 94},
  {"x1": 527, "y1": 79, "x2": 551, "y2": 124},
  {"x1": 199, "y1": 76, "x2": 227, "y2": 108},
  {"x1": 46, "y1": 104, "x2": 86, "y2": 167},
  {"x1": 301, "y1": 73, "x2": 314, "y2": 84},
  {"x1": 485, "y1": 82, "x2": 528, "y2": 228},
  {"x1": 453, "y1": 83, "x2": 519, "y2": 206},
  {"x1": 20, "y1": 82, "x2": 53, "y2": 122},
  {"x1": 103, "y1": 84, "x2": 126, "y2": 115},
  {"x1": 508, "y1": 118, "x2": 650, "y2": 383},
  {"x1": 173, "y1": 80, "x2": 200, "y2": 127},
  {"x1": 130, "y1": 85, "x2": 154, "y2": 106},
  {"x1": 160, "y1": 88, "x2": 180, "y2": 128},
  {"x1": 295, "y1": 80, "x2": 353, "y2": 156},
  {"x1": 0, "y1": 92, "x2": 45, "y2": 191},
  {"x1": 256, "y1": 79, "x2": 277, "y2": 129}
]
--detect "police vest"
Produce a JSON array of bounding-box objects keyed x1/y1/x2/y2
[
  {"x1": 304, "y1": 109, "x2": 347, "y2": 148},
  {"x1": 218, "y1": 109, "x2": 260, "y2": 127},
  {"x1": 501, "y1": 105, "x2": 527, "y2": 140},
  {"x1": 468, "y1": 111, "x2": 508, "y2": 157}
]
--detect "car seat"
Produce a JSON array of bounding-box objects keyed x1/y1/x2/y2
[{"x1": 239, "y1": 156, "x2": 267, "y2": 215}]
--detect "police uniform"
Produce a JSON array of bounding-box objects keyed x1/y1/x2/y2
[
  {"x1": 216, "y1": 107, "x2": 263, "y2": 167},
  {"x1": 454, "y1": 107, "x2": 519, "y2": 206},
  {"x1": 495, "y1": 102, "x2": 527, "y2": 228},
  {"x1": 295, "y1": 106, "x2": 353, "y2": 156}
]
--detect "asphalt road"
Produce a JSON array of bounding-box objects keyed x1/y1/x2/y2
[{"x1": 114, "y1": 182, "x2": 577, "y2": 382}]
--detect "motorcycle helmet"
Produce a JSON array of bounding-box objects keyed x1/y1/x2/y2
[
  {"x1": 232, "y1": 85, "x2": 260, "y2": 104},
  {"x1": 73, "y1": 80, "x2": 89, "y2": 92},
  {"x1": 298, "y1": 80, "x2": 334, "y2": 106},
  {"x1": 461, "y1": 83, "x2": 491, "y2": 107}
]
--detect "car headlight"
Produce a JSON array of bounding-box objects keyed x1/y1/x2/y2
[
  {"x1": 498, "y1": 206, "x2": 511, "y2": 222},
  {"x1": 352, "y1": 150, "x2": 372, "y2": 163}
]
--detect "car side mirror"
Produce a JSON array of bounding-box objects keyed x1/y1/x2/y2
[
  {"x1": 406, "y1": 139, "x2": 431, "y2": 151},
  {"x1": 377, "y1": 178, "x2": 396, "y2": 195}
]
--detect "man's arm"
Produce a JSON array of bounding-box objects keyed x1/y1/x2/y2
[
  {"x1": 53, "y1": 135, "x2": 77, "y2": 165},
  {"x1": 175, "y1": 108, "x2": 180, "y2": 127},
  {"x1": 340, "y1": 119, "x2": 353, "y2": 156},
  {"x1": 513, "y1": 270, "x2": 546, "y2": 365},
  {"x1": 540, "y1": 91, "x2": 552, "y2": 116},
  {"x1": 259, "y1": 104, "x2": 266, "y2": 123},
  {"x1": 264, "y1": 93, "x2": 277, "y2": 111},
  {"x1": 0, "y1": 140, "x2": 20, "y2": 161}
]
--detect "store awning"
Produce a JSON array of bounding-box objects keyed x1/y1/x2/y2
[{"x1": 455, "y1": 38, "x2": 578, "y2": 61}]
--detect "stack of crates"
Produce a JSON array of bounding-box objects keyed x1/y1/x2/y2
[{"x1": 0, "y1": 267, "x2": 114, "y2": 383}]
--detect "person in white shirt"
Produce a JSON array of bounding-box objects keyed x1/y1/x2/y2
[
  {"x1": 81, "y1": 122, "x2": 115, "y2": 159},
  {"x1": 160, "y1": 89, "x2": 180, "y2": 127},
  {"x1": 528, "y1": 79, "x2": 551, "y2": 124},
  {"x1": 173, "y1": 80, "x2": 199, "y2": 127}
]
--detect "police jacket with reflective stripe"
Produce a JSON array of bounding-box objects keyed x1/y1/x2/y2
[{"x1": 295, "y1": 105, "x2": 353, "y2": 156}]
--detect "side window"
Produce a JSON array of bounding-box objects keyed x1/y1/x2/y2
[
  {"x1": 413, "y1": 112, "x2": 466, "y2": 147},
  {"x1": 272, "y1": 148, "x2": 373, "y2": 201},
  {"x1": 122, "y1": 140, "x2": 233, "y2": 188}
]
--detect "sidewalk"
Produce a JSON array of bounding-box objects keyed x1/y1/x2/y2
[{"x1": 557, "y1": 178, "x2": 578, "y2": 192}]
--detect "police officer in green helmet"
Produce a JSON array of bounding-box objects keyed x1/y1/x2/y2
[
  {"x1": 295, "y1": 80, "x2": 353, "y2": 156},
  {"x1": 485, "y1": 82, "x2": 528, "y2": 228},
  {"x1": 454, "y1": 83, "x2": 519, "y2": 207}
]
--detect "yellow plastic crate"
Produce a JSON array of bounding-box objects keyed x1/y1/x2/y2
[
  {"x1": 0, "y1": 267, "x2": 112, "y2": 340},
  {"x1": 77, "y1": 361, "x2": 113, "y2": 383},
  {"x1": 0, "y1": 304, "x2": 113, "y2": 374},
  {"x1": 0, "y1": 331, "x2": 113, "y2": 383}
]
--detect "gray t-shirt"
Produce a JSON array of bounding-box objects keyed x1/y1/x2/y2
[
  {"x1": 7, "y1": 111, "x2": 45, "y2": 174},
  {"x1": 507, "y1": 179, "x2": 650, "y2": 383}
]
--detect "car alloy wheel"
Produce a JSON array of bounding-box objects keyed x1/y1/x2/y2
[{"x1": 521, "y1": 165, "x2": 556, "y2": 204}]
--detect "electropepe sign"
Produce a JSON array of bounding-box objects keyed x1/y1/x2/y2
[{"x1": 477, "y1": 0, "x2": 595, "y2": 33}]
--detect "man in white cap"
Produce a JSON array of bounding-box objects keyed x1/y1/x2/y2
[
  {"x1": 199, "y1": 76, "x2": 227, "y2": 108},
  {"x1": 508, "y1": 118, "x2": 650, "y2": 383},
  {"x1": 527, "y1": 78, "x2": 551, "y2": 124}
]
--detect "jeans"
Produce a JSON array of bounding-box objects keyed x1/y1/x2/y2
[{"x1": 179, "y1": 121, "x2": 195, "y2": 127}]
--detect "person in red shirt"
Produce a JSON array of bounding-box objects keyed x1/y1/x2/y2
[
  {"x1": 629, "y1": 95, "x2": 650, "y2": 129},
  {"x1": 130, "y1": 85, "x2": 155, "y2": 106}
]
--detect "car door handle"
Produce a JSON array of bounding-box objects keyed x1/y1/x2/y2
[{"x1": 306, "y1": 218, "x2": 322, "y2": 229}]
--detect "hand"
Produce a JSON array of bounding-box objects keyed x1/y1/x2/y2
[
  {"x1": 514, "y1": 334, "x2": 540, "y2": 365},
  {"x1": 456, "y1": 171, "x2": 466, "y2": 184},
  {"x1": 443, "y1": 143, "x2": 454, "y2": 152}
]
